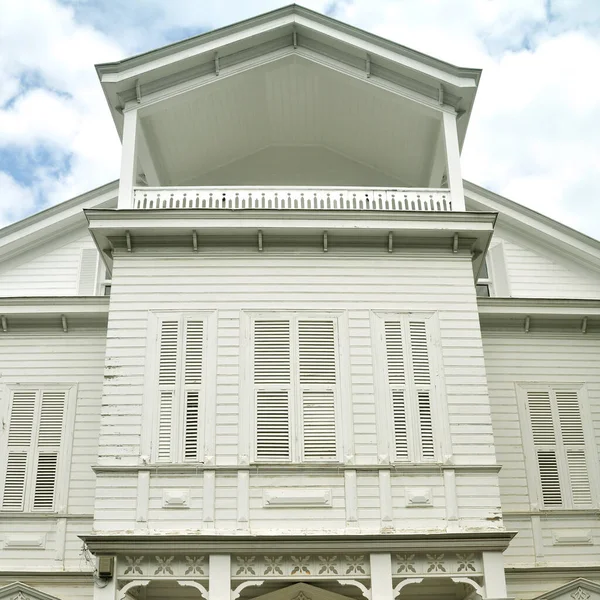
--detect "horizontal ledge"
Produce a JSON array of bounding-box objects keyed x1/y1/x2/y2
[
  {"x1": 478, "y1": 297, "x2": 600, "y2": 317},
  {"x1": 502, "y1": 510, "x2": 600, "y2": 518},
  {"x1": 92, "y1": 463, "x2": 502, "y2": 474},
  {"x1": 81, "y1": 531, "x2": 517, "y2": 555},
  {"x1": 0, "y1": 297, "x2": 110, "y2": 315},
  {"x1": 0, "y1": 512, "x2": 93, "y2": 520}
]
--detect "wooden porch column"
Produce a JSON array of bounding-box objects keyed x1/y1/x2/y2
[
  {"x1": 93, "y1": 558, "x2": 117, "y2": 600},
  {"x1": 482, "y1": 551, "x2": 508, "y2": 598},
  {"x1": 370, "y1": 553, "x2": 394, "y2": 600},
  {"x1": 442, "y1": 111, "x2": 466, "y2": 212},
  {"x1": 209, "y1": 554, "x2": 231, "y2": 600},
  {"x1": 118, "y1": 108, "x2": 139, "y2": 210}
]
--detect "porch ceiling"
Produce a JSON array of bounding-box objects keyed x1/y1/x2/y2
[{"x1": 141, "y1": 55, "x2": 441, "y2": 187}]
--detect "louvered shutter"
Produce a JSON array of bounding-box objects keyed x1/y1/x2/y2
[
  {"x1": 77, "y1": 248, "x2": 99, "y2": 295},
  {"x1": 254, "y1": 320, "x2": 292, "y2": 461},
  {"x1": 2, "y1": 391, "x2": 36, "y2": 510},
  {"x1": 157, "y1": 319, "x2": 179, "y2": 462},
  {"x1": 383, "y1": 321, "x2": 409, "y2": 460},
  {"x1": 298, "y1": 320, "x2": 338, "y2": 461},
  {"x1": 408, "y1": 320, "x2": 435, "y2": 461},
  {"x1": 183, "y1": 319, "x2": 204, "y2": 461},
  {"x1": 556, "y1": 390, "x2": 591, "y2": 506}
]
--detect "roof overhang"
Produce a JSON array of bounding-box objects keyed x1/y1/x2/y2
[
  {"x1": 478, "y1": 297, "x2": 600, "y2": 333},
  {"x1": 96, "y1": 5, "x2": 480, "y2": 148},
  {"x1": 81, "y1": 531, "x2": 516, "y2": 555},
  {"x1": 85, "y1": 208, "x2": 496, "y2": 276}
]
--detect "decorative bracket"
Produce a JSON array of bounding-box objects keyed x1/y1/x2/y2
[
  {"x1": 258, "y1": 230, "x2": 263, "y2": 252},
  {"x1": 293, "y1": 27, "x2": 298, "y2": 49},
  {"x1": 126, "y1": 230, "x2": 132, "y2": 252},
  {"x1": 118, "y1": 579, "x2": 151, "y2": 600},
  {"x1": 135, "y1": 79, "x2": 141, "y2": 104},
  {"x1": 192, "y1": 230, "x2": 198, "y2": 252},
  {"x1": 339, "y1": 579, "x2": 371, "y2": 600},
  {"x1": 215, "y1": 52, "x2": 220, "y2": 76},
  {"x1": 524, "y1": 315, "x2": 531, "y2": 333},
  {"x1": 177, "y1": 580, "x2": 209, "y2": 599},
  {"x1": 450, "y1": 576, "x2": 484, "y2": 598},
  {"x1": 388, "y1": 231, "x2": 393, "y2": 253},
  {"x1": 323, "y1": 231, "x2": 328, "y2": 252},
  {"x1": 581, "y1": 316, "x2": 588, "y2": 334},
  {"x1": 2, "y1": 315, "x2": 8, "y2": 332},
  {"x1": 393, "y1": 577, "x2": 424, "y2": 598},
  {"x1": 438, "y1": 85, "x2": 445, "y2": 106},
  {"x1": 61, "y1": 315, "x2": 68, "y2": 333},
  {"x1": 366, "y1": 54, "x2": 371, "y2": 78},
  {"x1": 452, "y1": 232, "x2": 459, "y2": 253},
  {"x1": 232, "y1": 580, "x2": 264, "y2": 600}
]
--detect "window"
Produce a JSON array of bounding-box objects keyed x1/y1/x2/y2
[
  {"x1": 252, "y1": 315, "x2": 340, "y2": 462},
  {"x1": 523, "y1": 387, "x2": 594, "y2": 508},
  {"x1": 378, "y1": 314, "x2": 437, "y2": 462},
  {"x1": 476, "y1": 258, "x2": 492, "y2": 297},
  {"x1": 0, "y1": 388, "x2": 68, "y2": 512},
  {"x1": 155, "y1": 315, "x2": 206, "y2": 463}
]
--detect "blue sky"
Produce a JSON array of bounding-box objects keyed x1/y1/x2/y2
[{"x1": 1, "y1": 0, "x2": 599, "y2": 237}]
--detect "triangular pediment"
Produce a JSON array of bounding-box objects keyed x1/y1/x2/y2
[
  {"x1": 254, "y1": 582, "x2": 355, "y2": 600},
  {"x1": 0, "y1": 581, "x2": 63, "y2": 600},
  {"x1": 534, "y1": 578, "x2": 600, "y2": 600}
]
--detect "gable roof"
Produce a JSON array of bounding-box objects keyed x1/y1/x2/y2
[
  {"x1": 0, "y1": 581, "x2": 62, "y2": 600},
  {"x1": 534, "y1": 578, "x2": 600, "y2": 600},
  {"x1": 95, "y1": 4, "x2": 481, "y2": 147}
]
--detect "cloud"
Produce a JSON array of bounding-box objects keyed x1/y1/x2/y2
[{"x1": 0, "y1": 0, "x2": 599, "y2": 241}]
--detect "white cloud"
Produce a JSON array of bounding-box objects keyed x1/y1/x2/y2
[
  {"x1": 0, "y1": 172, "x2": 37, "y2": 228},
  {"x1": 0, "y1": 0, "x2": 599, "y2": 241}
]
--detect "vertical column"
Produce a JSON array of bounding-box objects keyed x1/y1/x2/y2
[
  {"x1": 209, "y1": 554, "x2": 231, "y2": 600},
  {"x1": 379, "y1": 470, "x2": 393, "y2": 529},
  {"x1": 136, "y1": 470, "x2": 150, "y2": 529},
  {"x1": 370, "y1": 553, "x2": 394, "y2": 600},
  {"x1": 118, "y1": 108, "x2": 139, "y2": 209},
  {"x1": 442, "y1": 111, "x2": 466, "y2": 211},
  {"x1": 345, "y1": 469, "x2": 358, "y2": 531},
  {"x1": 93, "y1": 557, "x2": 117, "y2": 600},
  {"x1": 482, "y1": 551, "x2": 508, "y2": 599},
  {"x1": 443, "y1": 469, "x2": 459, "y2": 532}
]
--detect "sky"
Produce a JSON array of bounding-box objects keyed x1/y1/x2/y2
[{"x1": 0, "y1": 0, "x2": 599, "y2": 238}]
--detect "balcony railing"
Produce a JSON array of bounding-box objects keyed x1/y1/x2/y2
[{"x1": 132, "y1": 187, "x2": 453, "y2": 212}]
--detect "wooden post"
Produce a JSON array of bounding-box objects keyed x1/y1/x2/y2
[
  {"x1": 118, "y1": 108, "x2": 139, "y2": 209},
  {"x1": 93, "y1": 558, "x2": 117, "y2": 600},
  {"x1": 482, "y1": 551, "x2": 508, "y2": 598},
  {"x1": 442, "y1": 111, "x2": 466, "y2": 211},
  {"x1": 209, "y1": 554, "x2": 231, "y2": 600},
  {"x1": 370, "y1": 553, "x2": 394, "y2": 600}
]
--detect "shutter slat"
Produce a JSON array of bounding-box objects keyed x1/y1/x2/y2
[
  {"x1": 183, "y1": 391, "x2": 200, "y2": 461},
  {"x1": 184, "y1": 320, "x2": 204, "y2": 386},
  {"x1": 2, "y1": 452, "x2": 28, "y2": 511},
  {"x1": 418, "y1": 390, "x2": 435, "y2": 460},
  {"x1": 567, "y1": 450, "x2": 592, "y2": 506},
  {"x1": 537, "y1": 450, "x2": 562, "y2": 506},
  {"x1": 38, "y1": 391, "x2": 66, "y2": 446},
  {"x1": 384, "y1": 321, "x2": 405, "y2": 385},
  {"x1": 392, "y1": 390, "x2": 409, "y2": 460},
  {"x1": 33, "y1": 452, "x2": 58, "y2": 511},
  {"x1": 409, "y1": 321, "x2": 430, "y2": 386},
  {"x1": 298, "y1": 320, "x2": 336, "y2": 384},
  {"x1": 7, "y1": 390, "x2": 36, "y2": 446},
  {"x1": 158, "y1": 320, "x2": 179, "y2": 386},
  {"x1": 527, "y1": 391, "x2": 555, "y2": 445},
  {"x1": 254, "y1": 321, "x2": 291, "y2": 384},
  {"x1": 256, "y1": 390, "x2": 290, "y2": 460},
  {"x1": 77, "y1": 248, "x2": 98, "y2": 295},
  {"x1": 556, "y1": 390, "x2": 585, "y2": 445},
  {"x1": 157, "y1": 390, "x2": 173, "y2": 462},
  {"x1": 302, "y1": 390, "x2": 337, "y2": 460}
]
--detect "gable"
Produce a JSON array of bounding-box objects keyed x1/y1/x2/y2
[
  {"x1": 535, "y1": 578, "x2": 600, "y2": 600},
  {"x1": 0, "y1": 227, "x2": 102, "y2": 298},
  {"x1": 0, "y1": 581, "x2": 62, "y2": 600}
]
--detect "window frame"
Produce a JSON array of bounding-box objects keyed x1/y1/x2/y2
[
  {"x1": 372, "y1": 311, "x2": 448, "y2": 464},
  {"x1": 517, "y1": 383, "x2": 600, "y2": 510},
  {"x1": 247, "y1": 311, "x2": 345, "y2": 464},
  {"x1": 149, "y1": 312, "x2": 214, "y2": 464},
  {"x1": 0, "y1": 383, "x2": 77, "y2": 514}
]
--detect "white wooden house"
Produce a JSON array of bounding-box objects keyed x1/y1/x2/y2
[{"x1": 1, "y1": 6, "x2": 600, "y2": 600}]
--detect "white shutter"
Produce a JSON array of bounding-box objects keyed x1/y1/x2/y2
[
  {"x1": 408, "y1": 320, "x2": 435, "y2": 461},
  {"x1": 254, "y1": 320, "x2": 292, "y2": 461},
  {"x1": 527, "y1": 390, "x2": 562, "y2": 506},
  {"x1": 77, "y1": 248, "x2": 99, "y2": 295},
  {"x1": 383, "y1": 321, "x2": 408, "y2": 460},
  {"x1": 298, "y1": 320, "x2": 338, "y2": 461},
  {"x1": 2, "y1": 391, "x2": 36, "y2": 511},
  {"x1": 556, "y1": 390, "x2": 591, "y2": 506},
  {"x1": 157, "y1": 320, "x2": 179, "y2": 462},
  {"x1": 183, "y1": 319, "x2": 204, "y2": 461},
  {"x1": 33, "y1": 390, "x2": 66, "y2": 511}
]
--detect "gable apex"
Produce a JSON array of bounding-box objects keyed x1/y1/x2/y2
[
  {"x1": 534, "y1": 579, "x2": 600, "y2": 600},
  {"x1": 0, "y1": 581, "x2": 63, "y2": 600}
]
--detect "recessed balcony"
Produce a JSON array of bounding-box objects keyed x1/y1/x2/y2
[{"x1": 132, "y1": 186, "x2": 454, "y2": 212}]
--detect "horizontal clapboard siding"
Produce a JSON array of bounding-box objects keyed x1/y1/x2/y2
[
  {"x1": 494, "y1": 228, "x2": 600, "y2": 298},
  {"x1": 0, "y1": 229, "x2": 100, "y2": 297},
  {"x1": 483, "y1": 332, "x2": 600, "y2": 567},
  {"x1": 95, "y1": 247, "x2": 500, "y2": 533}
]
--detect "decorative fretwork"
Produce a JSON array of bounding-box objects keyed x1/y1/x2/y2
[
  {"x1": 572, "y1": 588, "x2": 591, "y2": 600},
  {"x1": 392, "y1": 552, "x2": 483, "y2": 576},
  {"x1": 231, "y1": 554, "x2": 370, "y2": 579},
  {"x1": 118, "y1": 555, "x2": 208, "y2": 579}
]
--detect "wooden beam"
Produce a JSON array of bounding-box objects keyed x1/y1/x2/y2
[
  {"x1": 117, "y1": 109, "x2": 139, "y2": 209},
  {"x1": 442, "y1": 111, "x2": 466, "y2": 211}
]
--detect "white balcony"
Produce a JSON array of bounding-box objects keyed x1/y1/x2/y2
[{"x1": 132, "y1": 187, "x2": 453, "y2": 212}]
